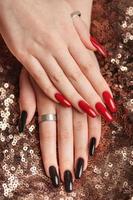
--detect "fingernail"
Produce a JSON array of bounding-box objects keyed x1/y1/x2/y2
[
  {"x1": 102, "y1": 91, "x2": 117, "y2": 113},
  {"x1": 90, "y1": 36, "x2": 107, "y2": 57},
  {"x1": 75, "y1": 158, "x2": 84, "y2": 179},
  {"x1": 89, "y1": 137, "x2": 96, "y2": 156},
  {"x1": 95, "y1": 102, "x2": 113, "y2": 122},
  {"x1": 49, "y1": 166, "x2": 60, "y2": 188},
  {"x1": 18, "y1": 111, "x2": 27, "y2": 133},
  {"x1": 55, "y1": 93, "x2": 71, "y2": 107},
  {"x1": 78, "y1": 100, "x2": 97, "y2": 118},
  {"x1": 64, "y1": 170, "x2": 73, "y2": 193}
]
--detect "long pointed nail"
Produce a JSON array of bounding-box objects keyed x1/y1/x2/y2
[
  {"x1": 55, "y1": 93, "x2": 71, "y2": 107},
  {"x1": 78, "y1": 100, "x2": 97, "y2": 118},
  {"x1": 49, "y1": 166, "x2": 60, "y2": 188},
  {"x1": 75, "y1": 158, "x2": 84, "y2": 179},
  {"x1": 102, "y1": 91, "x2": 117, "y2": 113},
  {"x1": 95, "y1": 102, "x2": 113, "y2": 122},
  {"x1": 89, "y1": 137, "x2": 96, "y2": 156},
  {"x1": 64, "y1": 170, "x2": 73, "y2": 193},
  {"x1": 90, "y1": 36, "x2": 108, "y2": 57},
  {"x1": 18, "y1": 111, "x2": 27, "y2": 133}
]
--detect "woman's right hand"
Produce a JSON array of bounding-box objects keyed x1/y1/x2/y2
[
  {"x1": 0, "y1": 0, "x2": 116, "y2": 121},
  {"x1": 19, "y1": 68, "x2": 102, "y2": 192}
]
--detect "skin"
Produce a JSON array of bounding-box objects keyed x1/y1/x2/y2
[
  {"x1": 0, "y1": 0, "x2": 113, "y2": 119},
  {"x1": 20, "y1": 68, "x2": 101, "y2": 183},
  {"x1": 19, "y1": 0, "x2": 102, "y2": 188}
]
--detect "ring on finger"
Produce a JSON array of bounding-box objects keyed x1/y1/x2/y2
[
  {"x1": 38, "y1": 113, "x2": 57, "y2": 123},
  {"x1": 70, "y1": 11, "x2": 81, "y2": 18}
]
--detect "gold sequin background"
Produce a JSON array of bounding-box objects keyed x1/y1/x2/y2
[{"x1": 0, "y1": 0, "x2": 132, "y2": 199}]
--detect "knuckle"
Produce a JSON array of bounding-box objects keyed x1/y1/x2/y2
[
  {"x1": 74, "y1": 120, "x2": 84, "y2": 132},
  {"x1": 50, "y1": 71, "x2": 64, "y2": 84},
  {"x1": 44, "y1": 84, "x2": 53, "y2": 96},
  {"x1": 60, "y1": 129, "x2": 72, "y2": 141},
  {"x1": 78, "y1": 57, "x2": 93, "y2": 74},
  {"x1": 80, "y1": 59, "x2": 92, "y2": 74},
  {"x1": 15, "y1": 48, "x2": 28, "y2": 62},
  {"x1": 31, "y1": 67, "x2": 43, "y2": 81},
  {"x1": 32, "y1": 72, "x2": 54, "y2": 97},
  {"x1": 82, "y1": 64, "x2": 90, "y2": 74},
  {"x1": 40, "y1": 31, "x2": 58, "y2": 50},
  {"x1": 68, "y1": 69, "x2": 81, "y2": 83}
]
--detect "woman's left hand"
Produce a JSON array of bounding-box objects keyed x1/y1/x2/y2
[{"x1": 19, "y1": 68, "x2": 101, "y2": 192}]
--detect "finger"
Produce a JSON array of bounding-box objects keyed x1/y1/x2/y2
[
  {"x1": 72, "y1": 16, "x2": 107, "y2": 57},
  {"x1": 57, "y1": 105, "x2": 74, "y2": 193},
  {"x1": 86, "y1": 53, "x2": 117, "y2": 113},
  {"x1": 33, "y1": 81, "x2": 60, "y2": 188},
  {"x1": 54, "y1": 48, "x2": 113, "y2": 122},
  {"x1": 35, "y1": 52, "x2": 97, "y2": 118},
  {"x1": 69, "y1": 40, "x2": 116, "y2": 114},
  {"x1": 22, "y1": 55, "x2": 71, "y2": 107},
  {"x1": 88, "y1": 116, "x2": 101, "y2": 157},
  {"x1": 19, "y1": 68, "x2": 36, "y2": 132},
  {"x1": 73, "y1": 109, "x2": 88, "y2": 179},
  {"x1": 69, "y1": 0, "x2": 93, "y2": 27}
]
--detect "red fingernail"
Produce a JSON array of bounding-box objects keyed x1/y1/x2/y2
[
  {"x1": 55, "y1": 93, "x2": 71, "y2": 107},
  {"x1": 78, "y1": 100, "x2": 97, "y2": 118},
  {"x1": 102, "y1": 91, "x2": 117, "y2": 113},
  {"x1": 95, "y1": 102, "x2": 113, "y2": 122},
  {"x1": 90, "y1": 36, "x2": 108, "y2": 57}
]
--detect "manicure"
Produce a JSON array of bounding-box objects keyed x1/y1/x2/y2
[
  {"x1": 90, "y1": 35, "x2": 107, "y2": 57},
  {"x1": 18, "y1": 111, "x2": 27, "y2": 133},
  {"x1": 49, "y1": 166, "x2": 60, "y2": 188},
  {"x1": 55, "y1": 93, "x2": 71, "y2": 107},
  {"x1": 95, "y1": 102, "x2": 113, "y2": 122},
  {"x1": 64, "y1": 170, "x2": 73, "y2": 193},
  {"x1": 102, "y1": 91, "x2": 117, "y2": 113},
  {"x1": 89, "y1": 137, "x2": 96, "y2": 156},
  {"x1": 75, "y1": 158, "x2": 84, "y2": 179},
  {"x1": 78, "y1": 100, "x2": 97, "y2": 118}
]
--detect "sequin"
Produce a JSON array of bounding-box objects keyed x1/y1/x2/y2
[
  {"x1": 126, "y1": 7, "x2": 133, "y2": 16},
  {"x1": 0, "y1": 1, "x2": 132, "y2": 199},
  {"x1": 4, "y1": 83, "x2": 9, "y2": 89},
  {"x1": 23, "y1": 146, "x2": 28, "y2": 151},
  {"x1": 104, "y1": 172, "x2": 109, "y2": 177}
]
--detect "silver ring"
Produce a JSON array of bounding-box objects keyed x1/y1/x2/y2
[
  {"x1": 38, "y1": 114, "x2": 57, "y2": 123},
  {"x1": 70, "y1": 11, "x2": 81, "y2": 18}
]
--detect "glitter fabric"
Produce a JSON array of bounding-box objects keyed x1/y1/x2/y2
[{"x1": 0, "y1": 0, "x2": 133, "y2": 199}]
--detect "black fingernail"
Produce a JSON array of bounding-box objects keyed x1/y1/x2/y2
[
  {"x1": 89, "y1": 137, "x2": 96, "y2": 156},
  {"x1": 75, "y1": 158, "x2": 84, "y2": 179},
  {"x1": 18, "y1": 111, "x2": 27, "y2": 133},
  {"x1": 64, "y1": 170, "x2": 73, "y2": 193},
  {"x1": 49, "y1": 166, "x2": 60, "y2": 188}
]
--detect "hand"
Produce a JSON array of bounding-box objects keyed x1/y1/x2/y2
[
  {"x1": 19, "y1": 68, "x2": 101, "y2": 192},
  {"x1": 0, "y1": 0, "x2": 116, "y2": 121}
]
